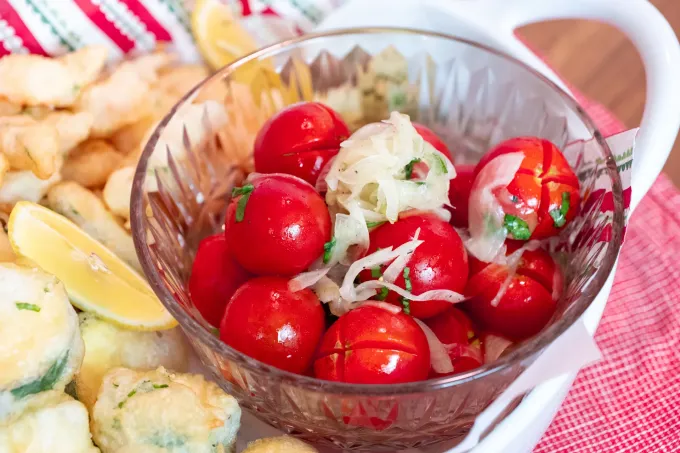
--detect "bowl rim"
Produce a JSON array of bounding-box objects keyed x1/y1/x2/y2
[{"x1": 131, "y1": 26, "x2": 624, "y2": 396}]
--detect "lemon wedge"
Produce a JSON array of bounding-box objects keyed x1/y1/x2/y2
[
  {"x1": 191, "y1": 0, "x2": 259, "y2": 71},
  {"x1": 7, "y1": 202, "x2": 176, "y2": 331}
]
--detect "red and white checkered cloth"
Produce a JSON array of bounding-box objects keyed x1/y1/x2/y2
[{"x1": 534, "y1": 96, "x2": 680, "y2": 452}]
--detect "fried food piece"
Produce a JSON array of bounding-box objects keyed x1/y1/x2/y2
[
  {"x1": 242, "y1": 436, "x2": 319, "y2": 453},
  {"x1": 92, "y1": 367, "x2": 241, "y2": 453},
  {"x1": 43, "y1": 111, "x2": 94, "y2": 155},
  {"x1": 76, "y1": 53, "x2": 175, "y2": 138},
  {"x1": 75, "y1": 313, "x2": 189, "y2": 412},
  {"x1": 103, "y1": 166, "x2": 135, "y2": 220},
  {"x1": 155, "y1": 64, "x2": 210, "y2": 102},
  {"x1": 0, "y1": 116, "x2": 60, "y2": 179},
  {"x1": 46, "y1": 181, "x2": 140, "y2": 270},
  {"x1": 0, "y1": 391, "x2": 100, "y2": 453},
  {"x1": 62, "y1": 139, "x2": 123, "y2": 188},
  {"x1": 0, "y1": 264, "x2": 84, "y2": 419},
  {"x1": 0, "y1": 170, "x2": 62, "y2": 213},
  {"x1": 0, "y1": 229, "x2": 15, "y2": 262},
  {"x1": 0, "y1": 99, "x2": 21, "y2": 116},
  {"x1": 0, "y1": 46, "x2": 108, "y2": 107}
]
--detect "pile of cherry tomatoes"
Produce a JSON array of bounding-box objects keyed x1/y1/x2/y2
[{"x1": 188, "y1": 101, "x2": 580, "y2": 385}]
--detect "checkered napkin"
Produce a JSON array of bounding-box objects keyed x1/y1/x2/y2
[{"x1": 534, "y1": 96, "x2": 680, "y2": 453}]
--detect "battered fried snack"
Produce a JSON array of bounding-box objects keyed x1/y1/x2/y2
[
  {"x1": 75, "y1": 313, "x2": 190, "y2": 412},
  {"x1": 0, "y1": 46, "x2": 108, "y2": 107},
  {"x1": 242, "y1": 436, "x2": 319, "y2": 453},
  {"x1": 0, "y1": 116, "x2": 60, "y2": 179},
  {"x1": 62, "y1": 139, "x2": 124, "y2": 188},
  {"x1": 92, "y1": 367, "x2": 241, "y2": 453},
  {"x1": 0, "y1": 391, "x2": 100, "y2": 453},
  {"x1": 46, "y1": 181, "x2": 140, "y2": 270},
  {"x1": 0, "y1": 170, "x2": 61, "y2": 212},
  {"x1": 0, "y1": 264, "x2": 84, "y2": 419}
]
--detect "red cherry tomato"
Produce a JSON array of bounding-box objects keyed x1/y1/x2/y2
[
  {"x1": 225, "y1": 174, "x2": 332, "y2": 276},
  {"x1": 220, "y1": 276, "x2": 325, "y2": 374},
  {"x1": 188, "y1": 234, "x2": 251, "y2": 327},
  {"x1": 463, "y1": 264, "x2": 556, "y2": 341},
  {"x1": 425, "y1": 307, "x2": 482, "y2": 376},
  {"x1": 413, "y1": 122, "x2": 452, "y2": 158},
  {"x1": 447, "y1": 164, "x2": 475, "y2": 228},
  {"x1": 359, "y1": 212, "x2": 468, "y2": 319},
  {"x1": 253, "y1": 102, "x2": 350, "y2": 186},
  {"x1": 473, "y1": 137, "x2": 580, "y2": 240},
  {"x1": 468, "y1": 240, "x2": 562, "y2": 298},
  {"x1": 314, "y1": 305, "x2": 430, "y2": 384}
]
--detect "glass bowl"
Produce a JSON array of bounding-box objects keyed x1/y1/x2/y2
[{"x1": 130, "y1": 28, "x2": 624, "y2": 451}]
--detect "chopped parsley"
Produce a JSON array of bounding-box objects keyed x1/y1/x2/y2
[
  {"x1": 210, "y1": 327, "x2": 220, "y2": 337},
  {"x1": 371, "y1": 266, "x2": 382, "y2": 279},
  {"x1": 322, "y1": 237, "x2": 336, "y2": 264},
  {"x1": 402, "y1": 267, "x2": 412, "y2": 292},
  {"x1": 231, "y1": 184, "x2": 254, "y2": 222},
  {"x1": 400, "y1": 297, "x2": 411, "y2": 315},
  {"x1": 153, "y1": 383, "x2": 169, "y2": 389},
  {"x1": 549, "y1": 192, "x2": 571, "y2": 228},
  {"x1": 433, "y1": 154, "x2": 448, "y2": 174},
  {"x1": 366, "y1": 221, "x2": 386, "y2": 229},
  {"x1": 503, "y1": 214, "x2": 531, "y2": 240},
  {"x1": 127, "y1": 389, "x2": 137, "y2": 398},
  {"x1": 403, "y1": 158, "x2": 421, "y2": 179},
  {"x1": 11, "y1": 353, "x2": 69, "y2": 398},
  {"x1": 375, "y1": 287, "x2": 389, "y2": 301},
  {"x1": 15, "y1": 302, "x2": 40, "y2": 312}
]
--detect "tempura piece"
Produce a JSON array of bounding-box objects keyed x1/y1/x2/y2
[
  {"x1": 242, "y1": 436, "x2": 319, "y2": 453},
  {"x1": 76, "y1": 53, "x2": 175, "y2": 137},
  {"x1": 92, "y1": 367, "x2": 241, "y2": 453},
  {"x1": 0, "y1": 116, "x2": 60, "y2": 179},
  {"x1": 43, "y1": 111, "x2": 94, "y2": 154},
  {"x1": 75, "y1": 313, "x2": 190, "y2": 412},
  {"x1": 0, "y1": 170, "x2": 61, "y2": 213},
  {"x1": 0, "y1": 391, "x2": 100, "y2": 453},
  {"x1": 155, "y1": 64, "x2": 210, "y2": 102},
  {"x1": 0, "y1": 229, "x2": 15, "y2": 262},
  {"x1": 103, "y1": 166, "x2": 135, "y2": 220},
  {"x1": 46, "y1": 181, "x2": 140, "y2": 270},
  {"x1": 62, "y1": 139, "x2": 123, "y2": 188},
  {"x1": 0, "y1": 264, "x2": 84, "y2": 418},
  {"x1": 0, "y1": 46, "x2": 108, "y2": 107},
  {"x1": 0, "y1": 99, "x2": 21, "y2": 116}
]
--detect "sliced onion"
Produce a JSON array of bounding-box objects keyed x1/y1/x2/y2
[
  {"x1": 382, "y1": 227, "x2": 422, "y2": 283},
  {"x1": 414, "y1": 319, "x2": 454, "y2": 374},
  {"x1": 489, "y1": 240, "x2": 541, "y2": 307},
  {"x1": 339, "y1": 238, "x2": 424, "y2": 300},
  {"x1": 288, "y1": 268, "x2": 331, "y2": 292},
  {"x1": 315, "y1": 157, "x2": 336, "y2": 193},
  {"x1": 482, "y1": 333, "x2": 513, "y2": 363},
  {"x1": 355, "y1": 300, "x2": 402, "y2": 314},
  {"x1": 352, "y1": 280, "x2": 464, "y2": 304},
  {"x1": 465, "y1": 152, "x2": 525, "y2": 262}
]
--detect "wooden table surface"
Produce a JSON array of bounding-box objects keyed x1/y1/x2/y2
[{"x1": 520, "y1": 0, "x2": 680, "y2": 186}]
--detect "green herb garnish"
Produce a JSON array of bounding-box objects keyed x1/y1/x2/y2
[
  {"x1": 231, "y1": 184, "x2": 254, "y2": 222},
  {"x1": 433, "y1": 154, "x2": 448, "y2": 174},
  {"x1": 403, "y1": 267, "x2": 412, "y2": 292},
  {"x1": 503, "y1": 214, "x2": 531, "y2": 240},
  {"x1": 323, "y1": 237, "x2": 336, "y2": 264},
  {"x1": 400, "y1": 297, "x2": 411, "y2": 315},
  {"x1": 375, "y1": 287, "x2": 389, "y2": 301},
  {"x1": 210, "y1": 327, "x2": 220, "y2": 337},
  {"x1": 366, "y1": 221, "x2": 386, "y2": 228},
  {"x1": 11, "y1": 353, "x2": 69, "y2": 398},
  {"x1": 127, "y1": 389, "x2": 137, "y2": 398},
  {"x1": 371, "y1": 266, "x2": 382, "y2": 279},
  {"x1": 118, "y1": 401, "x2": 125, "y2": 409},
  {"x1": 153, "y1": 384, "x2": 169, "y2": 389},
  {"x1": 15, "y1": 302, "x2": 40, "y2": 312},
  {"x1": 549, "y1": 192, "x2": 571, "y2": 228},
  {"x1": 403, "y1": 158, "x2": 421, "y2": 179}
]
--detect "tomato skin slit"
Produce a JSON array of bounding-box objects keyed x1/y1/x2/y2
[
  {"x1": 540, "y1": 139, "x2": 553, "y2": 179},
  {"x1": 541, "y1": 174, "x2": 580, "y2": 188},
  {"x1": 318, "y1": 340, "x2": 420, "y2": 357}
]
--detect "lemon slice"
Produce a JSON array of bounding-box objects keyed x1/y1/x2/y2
[
  {"x1": 191, "y1": 0, "x2": 259, "y2": 71},
  {"x1": 8, "y1": 202, "x2": 176, "y2": 331}
]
